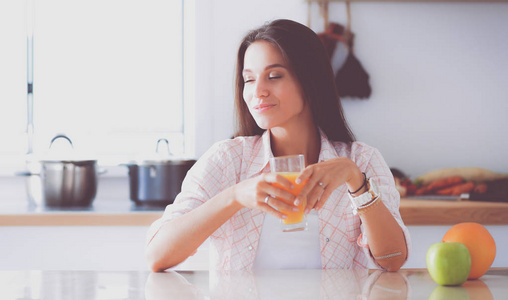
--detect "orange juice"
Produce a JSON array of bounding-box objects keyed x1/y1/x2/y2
[{"x1": 272, "y1": 172, "x2": 307, "y2": 225}]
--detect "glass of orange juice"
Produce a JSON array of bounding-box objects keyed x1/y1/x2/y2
[{"x1": 269, "y1": 154, "x2": 308, "y2": 232}]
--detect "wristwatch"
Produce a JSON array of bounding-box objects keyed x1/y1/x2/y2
[{"x1": 349, "y1": 177, "x2": 380, "y2": 215}]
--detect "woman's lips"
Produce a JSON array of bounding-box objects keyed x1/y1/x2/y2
[{"x1": 253, "y1": 103, "x2": 275, "y2": 113}]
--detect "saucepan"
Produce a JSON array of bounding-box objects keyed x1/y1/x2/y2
[
  {"x1": 123, "y1": 139, "x2": 196, "y2": 207},
  {"x1": 16, "y1": 134, "x2": 104, "y2": 207}
]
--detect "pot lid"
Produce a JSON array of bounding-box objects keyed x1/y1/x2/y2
[
  {"x1": 27, "y1": 134, "x2": 97, "y2": 163},
  {"x1": 124, "y1": 138, "x2": 196, "y2": 165},
  {"x1": 128, "y1": 158, "x2": 196, "y2": 165}
]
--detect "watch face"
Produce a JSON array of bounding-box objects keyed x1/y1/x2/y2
[
  {"x1": 352, "y1": 193, "x2": 371, "y2": 207},
  {"x1": 350, "y1": 177, "x2": 381, "y2": 215},
  {"x1": 349, "y1": 178, "x2": 379, "y2": 208},
  {"x1": 350, "y1": 178, "x2": 379, "y2": 208}
]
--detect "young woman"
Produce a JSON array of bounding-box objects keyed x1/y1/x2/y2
[{"x1": 146, "y1": 19, "x2": 410, "y2": 271}]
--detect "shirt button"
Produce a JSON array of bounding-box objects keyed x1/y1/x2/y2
[
  {"x1": 248, "y1": 245, "x2": 253, "y2": 251},
  {"x1": 325, "y1": 238, "x2": 330, "y2": 243}
]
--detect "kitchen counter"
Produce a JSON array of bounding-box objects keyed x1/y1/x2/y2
[
  {"x1": 2, "y1": 268, "x2": 507, "y2": 300},
  {"x1": 1, "y1": 197, "x2": 507, "y2": 226},
  {"x1": 0, "y1": 199, "x2": 163, "y2": 226}
]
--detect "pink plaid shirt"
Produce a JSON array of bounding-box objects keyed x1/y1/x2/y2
[{"x1": 147, "y1": 129, "x2": 411, "y2": 270}]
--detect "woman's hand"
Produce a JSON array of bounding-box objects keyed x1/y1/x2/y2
[
  {"x1": 232, "y1": 173, "x2": 300, "y2": 219},
  {"x1": 295, "y1": 158, "x2": 365, "y2": 213}
]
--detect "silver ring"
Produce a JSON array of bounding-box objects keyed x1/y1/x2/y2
[
  {"x1": 264, "y1": 196, "x2": 270, "y2": 204},
  {"x1": 318, "y1": 182, "x2": 324, "y2": 187}
]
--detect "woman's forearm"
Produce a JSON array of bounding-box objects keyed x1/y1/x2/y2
[
  {"x1": 146, "y1": 186, "x2": 243, "y2": 272},
  {"x1": 345, "y1": 164, "x2": 407, "y2": 271},
  {"x1": 359, "y1": 201, "x2": 408, "y2": 271}
]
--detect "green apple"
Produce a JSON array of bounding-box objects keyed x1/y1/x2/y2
[{"x1": 426, "y1": 242, "x2": 471, "y2": 286}]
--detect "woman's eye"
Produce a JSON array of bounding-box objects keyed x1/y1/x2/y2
[
  {"x1": 269, "y1": 74, "x2": 282, "y2": 80},
  {"x1": 244, "y1": 78, "x2": 254, "y2": 83}
]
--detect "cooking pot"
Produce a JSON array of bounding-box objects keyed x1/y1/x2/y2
[
  {"x1": 16, "y1": 135, "x2": 103, "y2": 207},
  {"x1": 124, "y1": 139, "x2": 196, "y2": 206}
]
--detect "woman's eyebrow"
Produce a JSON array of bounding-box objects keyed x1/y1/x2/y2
[
  {"x1": 243, "y1": 64, "x2": 287, "y2": 75},
  {"x1": 264, "y1": 63, "x2": 286, "y2": 70}
]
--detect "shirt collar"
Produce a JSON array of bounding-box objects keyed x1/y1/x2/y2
[
  {"x1": 244, "y1": 130, "x2": 273, "y2": 178},
  {"x1": 317, "y1": 127, "x2": 341, "y2": 162},
  {"x1": 246, "y1": 128, "x2": 341, "y2": 178}
]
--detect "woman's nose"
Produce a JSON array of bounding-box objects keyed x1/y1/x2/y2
[{"x1": 253, "y1": 79, "x2": 269, "y2": 98}]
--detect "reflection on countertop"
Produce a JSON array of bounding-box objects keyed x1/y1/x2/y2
[
  {"x1": 145, "y1": 269, "x2": 410, "y2": 300},
  {"x1": 2, "y1": 269, "x2": 506, "y2": 300},
  {"x1": 0, "y1": 270, "x2": 148, "y2": 300},
  {"x1": 145, "y1": 269, "x2": 505, "y2": 300}
]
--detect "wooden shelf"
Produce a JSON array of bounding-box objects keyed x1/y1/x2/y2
[
  {"x1": 2, "y1": 199, "x2": 507, "y2": 226},
  {"x1": 400, "y1": 198, "x2": 508, "y2": 225},
  {"x1": 0, "y1": 211, "x2": 162, "y2": 226}
]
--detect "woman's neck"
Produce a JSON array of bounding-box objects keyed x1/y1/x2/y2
[{"x1": 270, "y1": 125, "x2": 321, "y2": 166}]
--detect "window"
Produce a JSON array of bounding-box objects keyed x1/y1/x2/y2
[{"x1": 0, "y1": 0, "x2": 187, "y2": 175}]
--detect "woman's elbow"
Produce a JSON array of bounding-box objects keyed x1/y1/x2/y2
[
  {"x1": 146, "y1": 246, "x2": 170, "y2": 272},
  {"x1": 145, "y1": 244, "x2": 183, "y2": 272},
  {"x1": 149, "y1": 263, "x2": 170, "y2": 273},
  {"x1": 148, "y1": 262, "x2": 165, "y2": 273},
  {"x1": 146, "y1": 253, "x2": 176, "y2": 272},
  {"x1": 383, "y1": 259, "x2": 405, "y2": 272},
  {"x1": 146, "y1": 248, "x2": 162, "y2": 272},
  {"x1": 377, "y1": 251, "x2": 408, "y2": 272}
]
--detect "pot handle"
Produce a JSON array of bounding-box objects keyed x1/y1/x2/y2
[
  {"x1": 50, "y1": 134, "x2": 73, "y2": 149},
  {"x1": 156, "y1": 138, "x2": 173, "y2": 156}
]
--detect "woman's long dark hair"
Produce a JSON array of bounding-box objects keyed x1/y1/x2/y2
[{"x1": 234, "y1": 19, "x2": 355, "y2": 143}]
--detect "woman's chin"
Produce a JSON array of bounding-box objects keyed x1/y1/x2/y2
[{"x1": 253, "y1": 120, "x2": 271, "y2": 130}]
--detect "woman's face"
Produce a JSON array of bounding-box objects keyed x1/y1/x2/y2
[{"x1": 242, "y1": 41, "x2": 310, "y2": 131}]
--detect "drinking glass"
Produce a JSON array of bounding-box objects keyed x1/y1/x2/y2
[{"x1": 269, "y1": 154, "x2": 308, "y2": 232}]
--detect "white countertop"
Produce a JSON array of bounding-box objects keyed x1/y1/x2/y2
[{"x1": 2, "y1": 269, "x2": 507, "y2": 300}]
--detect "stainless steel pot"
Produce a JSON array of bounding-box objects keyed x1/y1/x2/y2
[
  {"x1": 17, "y1": 135, "x2": 102, "y2": 207},
  {"x1": 124, "y1": 139, "x2": 196, "y2": 206}
]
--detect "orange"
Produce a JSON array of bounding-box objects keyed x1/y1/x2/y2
[{"x1": 442, "y1": 222, "x2": 496, "y2": 279}]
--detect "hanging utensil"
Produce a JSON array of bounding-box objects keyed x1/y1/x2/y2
[
  {"x1": 334, "y1": 1, "x2": 372, "y2": 99},
  {"x1": 315, "y1": 1, "x2": 372, "y2": 99}
]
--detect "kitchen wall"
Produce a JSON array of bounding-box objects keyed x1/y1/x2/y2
[{"x1": 191, "y1": 0, "x2": 508, "y2": 178}]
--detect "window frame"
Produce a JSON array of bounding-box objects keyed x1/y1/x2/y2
[{"x1": 0, "y1": 0, "x2": 195, "y2": 178}]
